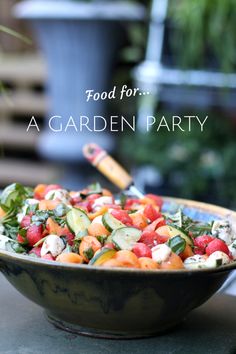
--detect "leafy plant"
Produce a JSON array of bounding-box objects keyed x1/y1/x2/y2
[
  {"x1": 169, "y1": 0, "x2": 236, "y2": 72},
  {"x1": 120, "y1": 112, "x2": 236, "y2": 209}
]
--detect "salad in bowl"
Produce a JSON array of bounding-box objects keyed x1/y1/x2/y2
[{"x1": 0, "y1": 182, "x2": 235, "y2": 271}]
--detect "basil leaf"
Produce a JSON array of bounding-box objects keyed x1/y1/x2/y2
[
  {"x1": 168, "y1": 235, "x2": 186, "y2": 255},
  {"x1": 83, "y1": 247, "x2": 94, "y2": 260}
]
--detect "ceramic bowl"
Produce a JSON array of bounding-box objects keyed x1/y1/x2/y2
[{"x1": 0, "y1": 197, "x2": 236, "y2": 338}]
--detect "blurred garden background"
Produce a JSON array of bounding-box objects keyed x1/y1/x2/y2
[{"x1": 0, "y1": 0, "x2": 236, "y2": 209}]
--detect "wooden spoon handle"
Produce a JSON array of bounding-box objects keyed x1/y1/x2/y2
[{"x1": 83, "y1": 143, "x2": 133, "y2": 190}]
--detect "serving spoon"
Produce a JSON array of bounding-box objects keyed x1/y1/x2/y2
[{"x1": 83, "y1": 143, "x2": 144, "y2": 198}]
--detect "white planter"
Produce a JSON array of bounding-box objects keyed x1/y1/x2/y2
[{"x1": 14, "y1": 0, "x2": 145, "y2": 162}]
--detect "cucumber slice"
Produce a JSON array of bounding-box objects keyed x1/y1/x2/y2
[
  {"x1": 89, "y1": 248, "x2": 116, "y2": 266},
  {"x1": 102, "y1": 212, "x2": 125, "y2": 232},
  {"x1": 168, "y1": 226, "x2": 193, "y2": 246},
  {"x1": 112, "y1": 227, "x2": 142, "y2": 251},
  {"x1": 66, "y1": 208, "x2": 91, "y2": 237}
]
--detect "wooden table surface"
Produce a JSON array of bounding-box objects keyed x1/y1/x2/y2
[{"x1": 0, "y1": 273, "x2": 235, "y2": 354}]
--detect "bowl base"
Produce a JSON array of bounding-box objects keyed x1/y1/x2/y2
[{"x1": 46, "y1": 313, "x2": 182, "y2": 339}]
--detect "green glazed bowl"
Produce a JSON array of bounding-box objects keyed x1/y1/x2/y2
[{"x1": 0, "y1": 198, "x2": 236, "y2": 338}]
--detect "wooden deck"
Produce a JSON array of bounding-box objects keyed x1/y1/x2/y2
[{"x1": 0, "y1": 53, "x2": 60, "y2": 187}]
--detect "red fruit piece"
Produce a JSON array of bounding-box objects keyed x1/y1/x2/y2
[
  {"x1": 111, "y1": 209, "x2": 133, "y2": 226},
  {"x1": 194, "y1": 235, "x2": 214, "y2": 253},
  {"x1": 145, "y1": 194, "x2": 163, "y2": 208},
  {"x1": 29, "y1": 247, "x2": 41, "y2": 257},
  {"x1": 124, "y1": 199, "x2": 141, "y2": 210},
  {"x1": 143, "y1": 204, "x2": 162, "y2": 222},
  {"x1": 144, "y1": 217, "x2": 166, "y2": 232},
  {"x1": 20, "y1": 215, "x2": 31, "y2": 228},
  {"x1": 140, "y1": 231, "x2": 168, "y2": 248},
  {"x1": 194, "y1": 248, "x2": 205, "y2": 255},
  {"x1": 205, "y1": 238, "x2": 230, "y2": 256},
  {"x1": 41, "y1": 253, "x2": 55, "y2": 261},
  {"x1": 75, "y1": 201, "x2": 93, "y2": 212},
  {"x1": 132, "y1": 243, "x2": 152, "y2": 258},
  {"x1": 26, "y1": 224, "x2": 43, "y2": 247}
]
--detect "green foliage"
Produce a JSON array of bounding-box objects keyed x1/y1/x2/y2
[
  {"x1": 120, "y1": 113, "x2": 236, "y2": 208},
  {"x1": 169, "y1": 0, "x2": 236, "y2": 72}
]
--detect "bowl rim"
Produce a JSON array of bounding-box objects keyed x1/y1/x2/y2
[{"x1": 0, "y1": 196, "x2": 236, "y2": 276}]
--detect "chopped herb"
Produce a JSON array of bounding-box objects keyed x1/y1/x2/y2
[
  {"x1": 25, "y1": 203, "x2": 38, "y2": 215},
  {"x1": 168, "y1": 235, "x2": 186, "y2": 255},
  {"x1": 5, "y1": 241, "x2": 26, "y2": 254},
  {"x1": 165, "y1": 208, "x2": 212, "y2": 238},
  {"x1": 31, "y1": 210, "x2": 50, "y2": 225},
  {"x1": 96, "y1": 235, "x2": 107, "y2": 245},
  {"x1": 83, "y1": 247, "x2": 94, "y2": 260}
]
